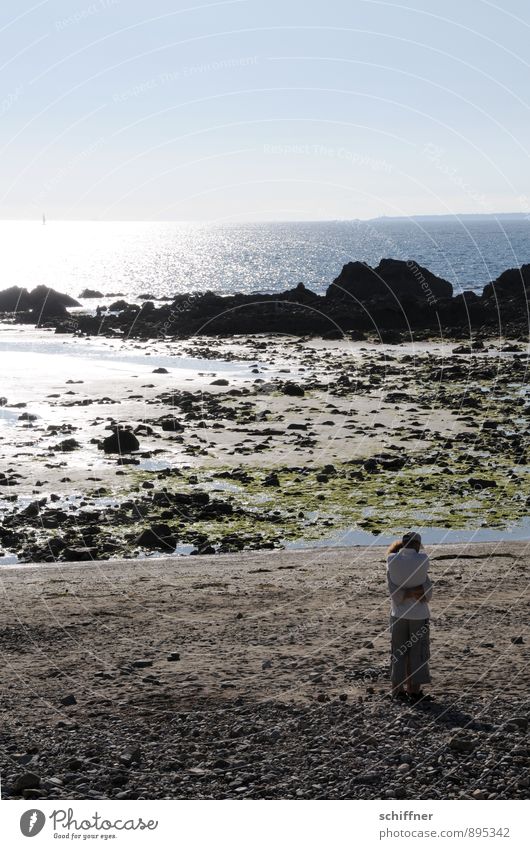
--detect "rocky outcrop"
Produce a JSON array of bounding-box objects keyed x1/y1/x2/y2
[
  {"x1": 79, "y1": 288, "x2": 104, "y2": 298},
  {"x1": 482, "y1": 264, "x2": 530, "y2": 300},
  {"x1": 0, "y1": 261, "x2": 529, "y2": 338},
  {"x1": 0, "y1": 285, "x2": 79, "y2": 316},
  {"x1": 0, "y1": 286, "x2": 28, "y2": 311},
  {"x1": 326, "y1": 259, "x2": 453, "y2": 305}
]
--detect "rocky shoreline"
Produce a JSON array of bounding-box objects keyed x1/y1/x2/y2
[{"x1": 1, "y1": 258, "x2": 529, "y2": 338}]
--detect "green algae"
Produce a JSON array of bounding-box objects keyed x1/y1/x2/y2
[
  {"x1": 123, "y1": 448, "x2": 529, "y2": 552},
  {"x1": 99, "y1": 348, "x2": 530, "y2": 552}
]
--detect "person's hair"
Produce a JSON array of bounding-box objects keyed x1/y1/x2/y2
[
  {"x1": 403, "y1": 537, "x2": 421, "y2": 552},
  {"x1": 387, "y1": 539, "x2": 403, "y2": 555}
]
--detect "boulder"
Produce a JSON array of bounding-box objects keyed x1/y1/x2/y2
[
  {"x1": 282, "y1": 382, "x2": 305, "y2": 397},
  {"x1": 62, "y1": 547, "x2": 98, "y2": 561},
  {"x1": 468, "y1": 477, "x2": 497, "y2": 489},
  {"x1": 102, "y1": 428, "x2": 140, "y2": 454},
  {"x1": 12, "y1": 772, "x2": 41, "y2": 793},
  {"x1": 54, "y1": 438, "x2": 80, "y2": 452},
  {"x1": 159, "y1": 417, "x2": 184, "y2": 432},
  {"x1": 136, "y1": 524, "x2": 176, "y2": 551},
  {"x1": 22, "y1": 501, "x2": 44, "y2": 518}
]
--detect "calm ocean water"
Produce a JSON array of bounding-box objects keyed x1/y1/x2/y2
[{"x1": 1, "y1": 218, "x2": 529, "y2": 301}]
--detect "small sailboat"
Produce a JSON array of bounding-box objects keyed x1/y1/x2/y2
[{"x1": 42, "y1": 213, "x2": 46, "y2": 225}]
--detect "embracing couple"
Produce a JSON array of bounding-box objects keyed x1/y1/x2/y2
[{"x1": 386, "y1": 531, "x2": 434, "y2": 704}]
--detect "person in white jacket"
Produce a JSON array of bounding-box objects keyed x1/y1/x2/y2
[{"x1": 386, "y1": 531, "x2": 433, "y2": 703}]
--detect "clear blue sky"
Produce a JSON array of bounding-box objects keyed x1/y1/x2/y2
[{"x1": 1, "y1": 0, "x2": 529, "y2": 220}]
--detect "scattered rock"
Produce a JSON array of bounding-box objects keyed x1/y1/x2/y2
[
  {"x1": 54, "y1": 438, "x2": 80, "y2": 452},
  {"x1": 469, "y1": 477, "x2": 497, "y2": 489},
  {"x1": 119, "y1": 747, "x2": 142, "y2": 767},
  {"x1": 282, "y1": 382, "x2": 304, "y2": 397},
  {"x1": 160, "y1": 417, "x2": 184, "y2": 432},
  {"x1": 447, "y1": 734, "x2": 476, "y2": 753}
]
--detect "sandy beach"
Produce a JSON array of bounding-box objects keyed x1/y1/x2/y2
[{"x1": 0, "y1": 541, "x2": 528, "y2": 800}]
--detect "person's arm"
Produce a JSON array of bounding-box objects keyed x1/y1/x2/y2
[
  {"x1": 422, "y1": 574, "x2": 433, "y2": 602},
  {"x1": 387, "y1": 573, "x2": 406, "y2": 604},
  {"x1": 406, "y1": 575, "x2": 433, "y2": 601}
]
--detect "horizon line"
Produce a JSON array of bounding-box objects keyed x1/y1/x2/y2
[{"x1": 0, "y1": 212, "x2": 528, "y2": 225}]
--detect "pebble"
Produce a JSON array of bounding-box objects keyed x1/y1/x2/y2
[{"x1": 2, "y1": 693, "x2": 527, "y2": 801}]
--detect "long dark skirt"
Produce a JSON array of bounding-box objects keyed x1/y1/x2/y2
[{"x1": 390, "y1": 616, "x2": 431, "y2": 687}]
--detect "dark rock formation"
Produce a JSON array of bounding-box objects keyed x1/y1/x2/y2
[
  {"x1": 326, "y1": 258, "x2": 453, "y2": 305},
  {"x1": 0, "y1": 285, "x2": 79, "y2": 316},
  {"x1": 79, "y1": 289, "x2": 104, "y2": 298},
  {"x1": 482, "y1": 264, "x2": 530, "y2": 300},
  {"x1": 109, "y1": 299, "x2": 134, "y2": 312},
  {"x1": 1, "y1": 260, "x2": 529, "y2": 339},
  {"x1": 0, "y1": 286, "x2": 28, "y2": 311}
]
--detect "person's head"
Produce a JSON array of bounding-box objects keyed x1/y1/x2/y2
[{"x1": 402, "y1": 531, "x2": 422, "y2": 552}]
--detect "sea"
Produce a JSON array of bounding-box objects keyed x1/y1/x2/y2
[{"x1": 1, "y1": 217, "x2": 529, "y2": 302}]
